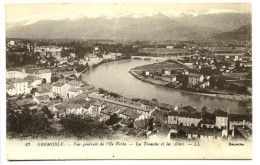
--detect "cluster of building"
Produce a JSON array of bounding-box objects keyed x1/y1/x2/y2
[
  {"x1": 7, "y1": 40, "x2": 124, "y2": 68},
  {"x1": 6, "y1": 67, "x2": 52, "y2": 96},
  {"x1": 6, "y1": 40, "x2": 252, "y2": 142},
  {"x1": 148, "y1": 106, "x2": 252, "y2": 142},
  {"x1": 83, "y1": 46, "x2": 123, "y2": 66},
  {"x1": 143, "y1": 66, "x2": 211, "y2": 89},
  {"x1": 141, "y1": 52, "x2": 251, "y2": 91}
]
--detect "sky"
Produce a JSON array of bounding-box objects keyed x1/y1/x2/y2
[{"x1": 6, "y1": 3, "x2": 251, "y2": 24}]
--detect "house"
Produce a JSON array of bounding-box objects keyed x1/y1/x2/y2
[
  {"x1": 188, "y1": 73, "x2": 204, "y2": 87},
  {"x1": 200, "y1": 117, "x2": 215, "y2": 129},
  {"x1": 88, "y1": 94, "x2": 155, "y2": 119},
  {"x1": 84, "y1": 100, "x2": 103, "y2": 117},
  {"x1": 103, "y1": 53, "x2": 116, "y2": 60},
  {"x1": 59, "y1": 56, "x2": 68, "y2": 64},
  {"x1": 228, "y1": 114, "x2": 251, "y2": 130},
  {"x1": 60, "y1": 71, "x2": 78, "y2": 78},
  {"x1": 183, "y1": 70, "x2": 189, "y2": 75},
  {"x1": 94, "y1": 46, "x2": 99, "y2": 51},
  {"x1": 115, "y1": 53, "x2": 122, "y2": 57},
  {"x1": 52, "y1": 104, "x2": 66, "y2": 118},
  {"x1": 6, "y1": 78, "x2": 31, "y2": 96},
  {"x1": 118, "y1": 108, "x2": 145, "y2": 121},
  {"x1": 145, "y1": 71, "x2": 150, "y2": 76},
  {"x1": 147, "y1": 125, "x2": 177, "y2": 141},
  {"x1": 79, "y1": 59, "x2": 87, "y2": 65},
  {"x1": 200, "y1": 76, "x2": 211, "y2": 88},
  {"x1": 24, "y1": 75, "x2": 42, "y2": 87},
  {"x1": 177, "y1": 106, "x2": 201, "y2": 127},
  {"x1": 62, "y1": 96, "x2": 89, "y2": 115},
  {"x1": 166, "y1": 46, "x2": 174, "y2": 49},
  {"x1": 99, "y1": 107, "x2": 120, "y2": 122},
  {"x1": 176, "y1": 126, "x2": 228, "y2": 141},
  {"x1": 28, "y1": 69, "x2": 52, "y2": 83},
  {"x1": 215, "y1": 109, "x2": 228, "y2": 129},
  {"x1": 34, "y1": 84, "x2": 53, "y2": 97},
  {"x1": 161, "y1": 75, "x2": 177, "y2": 82},
  {"x1": 69, "y1": 53, "x2": 76, "y2": 58},
  {"x1": 33, "y1": 95, "x2": 51, "y2": 104},
  {"x1": 88, "y1": 56, "x2": 102, "y2": 66},
  {"x1": 6, "y1": 68, "x2": 28, "y2": 79},
  {"x1": 134, "y1": 119, "x2": 150, "y2": 130},
  {"x1": 64, "y1": 103, "x2": 84, "y2": 115},
  {"x1": 16, "y1": 98, "x2": 37, "y2": 110},
  {"x1": 167, "y1": 110, "x2": 178, "y2": 125},
  {"x1": 167, "y1": 106, "x2": 201, "y2": 127},
  {"x1": 68, "y1": 87, "x2": 83, "y2": 98},
  {"x1": 6, "y1": 84, "x2": 16, "y2": 96},
  {"x1": 52, "y1": 83, "x2": 71, "y2": 99},
  {"x1": 164, "y1": 69, "x2": 171, "y2": 75},
  {"x1": 8, "y1": 40, "x2": 15, "y2": 46}
]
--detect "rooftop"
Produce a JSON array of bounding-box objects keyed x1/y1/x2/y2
[
  {"x1": 24, "y1": 75, "x2": 42, "y2": 81},
  {"x1": 178, "y1": 126, "x2": 222, "y2": 137},
  {"x1": 235, "y1": 126, "x2": 252, "y2": 141},
  {"x1": 200, "y1": 118, "x2": 215, "y2": 125},
  {"x1": 6, "y1": 78, "x2": 29, "y2": 83},
  {"x1": 16, "y1": 99, "x2": 36, "y2": 107},
  {"x1": 37, "y1": 69, "x2": 51, "y2": 74},
  {"x1": 101, "y1": 107, "x2": 120, "y2": 115},
  {"x1": 156, "y1": 125, "x2": 171, "y2": 138},
  {"x1": 69, "y1": 87, "x2": 82, "y2": 92},
  {"x1": 215, "y1": 109, "x2": 228, "y2": 117},
  {"x1": 67, "y1": 80, "x2": 83, "y2": 87},
  {"x1": 54, "y1": 104, "x2": 66, "y2": 112},
  {"x1": 188, "y1": 73, "x2": 202, "y2": 78},
  {"x1": 6, "y1": 84, "x2": 15, "y2": 89},
  {"x1": 35, "y1": 95, "x2": 51, "y2": 101},
  {"x1": 118, "y1": 108, "x2": 141, "y2": 119},
  {"x1": 228, "y1": 114, "x2": 251, "y2": 122},
  {"x1": 52, "y1": 83, "x2": 65, "y2": 87},
  {"x1": 182, "y1": 106, "x2": 199, "y2": 114},
  {"x1": 88, "y1": 94, "x2": 154, "y2": 112}
]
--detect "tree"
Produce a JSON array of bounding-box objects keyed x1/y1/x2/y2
[
  {"x1": 40, "y1": 105, "x2": 54, "y2": 119},
  {"x1": 42, "y1": 78, "x2": 47, "y2": 84},
  {"x1": 6, "y1": 104, "x2": 51, "y2": 137},
  {"x1": 60, "y1": 115, "x2": 107, "y2": 138},
  {"x1": 75, "y1": 64, "x2": 86, "y2": 72},
  {"x1": 201, "y1": 106, "x2": 207, "y2": 114},
  {"x1": 177, "y1": 130, "x2": 187, "y2": 139},
  {"x1": 60, "y1": 49, "x2": 70, "y2": 57},
  {"x1": 51, "y1": 76, "x2": 59, "y2": 83},
  {"x1": 106, "y1": 113, "x2": 120, "y2": 125},
  {"x1": 151, "y1": 98, "x2": 159, "y2": 106},
  {"x1": 98, "y1": 88, "x2": 108, "y2": 94}
]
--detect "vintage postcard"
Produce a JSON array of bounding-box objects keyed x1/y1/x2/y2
[{"x1": 5, "y1": 3, "x2": 252, "y2": 160}]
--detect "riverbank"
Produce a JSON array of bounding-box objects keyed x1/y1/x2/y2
[
  {"x1": 130, "y1": 70, "x2": 251, "y2": 102},
  {"x1": 81, "y1": 57, "x2": 131, "y2": 76}
]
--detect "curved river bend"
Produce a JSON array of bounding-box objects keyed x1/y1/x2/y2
[{"x1": 83, "y1": 59, "x2": 250, "y2": 114}]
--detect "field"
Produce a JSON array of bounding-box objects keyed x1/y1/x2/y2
[
  {"x1": 132, "y1": 60, "x2": 189, "y2": 70},
  {"x1": 139, "y1": 48, "x2": 190, "y2": 55}
]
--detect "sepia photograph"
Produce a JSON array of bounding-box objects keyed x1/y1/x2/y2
[{"x1": 3, "y1": 2, "x2": 254, "y2": 160}]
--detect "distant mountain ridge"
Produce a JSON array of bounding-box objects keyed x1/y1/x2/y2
[
  {"x1": 6, "y1": 13, "x2": 252, "y2": 41},
  {"x1": 212, "y1": 24, "x2": 252, "y2": 42}
]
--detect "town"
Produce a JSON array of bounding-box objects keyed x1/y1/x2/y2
[{"x1": 6, "y1": 39, "x2": 252, "y2": 142}]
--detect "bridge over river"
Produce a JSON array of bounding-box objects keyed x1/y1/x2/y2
[{"x1": 131, "y1": 56, "x2": 193, "y2": 69}]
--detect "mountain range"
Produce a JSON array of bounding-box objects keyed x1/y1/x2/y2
[{"x1": 6, "y1": 13, "x2": 252, "y2": 42}]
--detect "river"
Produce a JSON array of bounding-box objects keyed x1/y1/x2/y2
[{"x1": 83, "y1": 59, "x2": 251, "y2": 114}]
